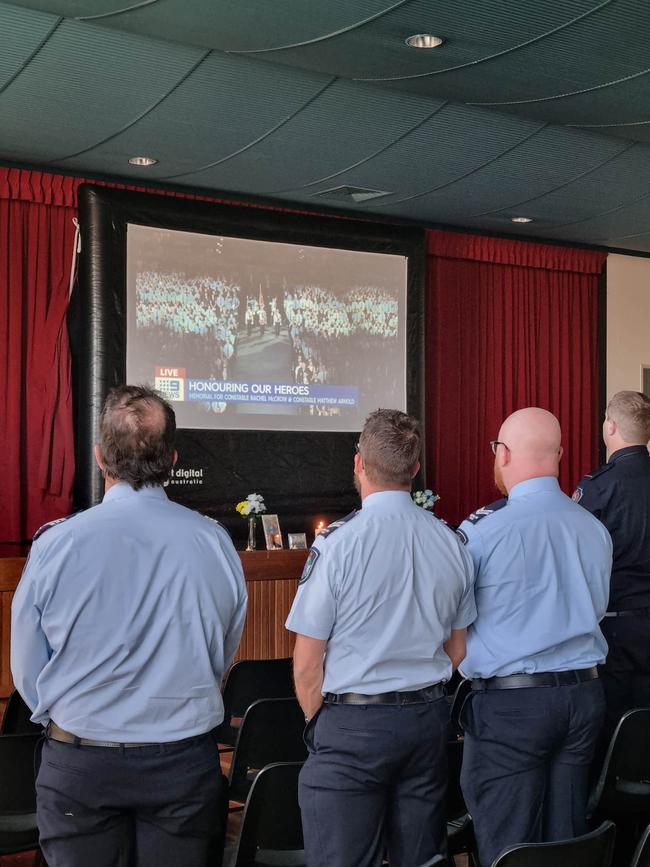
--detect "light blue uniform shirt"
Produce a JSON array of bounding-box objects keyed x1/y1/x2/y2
[
  {"x1": 458, "y1": 476, "x2": 612, "y2": 679},
  {"x1": 285, "y1": 491, "x2": 476, "y2": 695},
  {"x1": 11, "y1": 483, "x2": 247, "y2": 742}
]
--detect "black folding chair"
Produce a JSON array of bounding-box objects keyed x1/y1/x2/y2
[
  {"x1": 0, "y1": 732, "x2": 42, "y2": 856},
  {"x1": 228, "y1": 698, "x2": 307, "y2": 805},
  {"x1": 490, "y1": 820, "x2": 616, "y2": 867},
  {"x1": 225, "y1": 762, "x2": 305, "y2": 867},
  {"x1": 589, "y1": 709, "x2": 650, "y2": 818},
  {"x1": 630, "y1": 824, "x2": 650, "y2": 867},
  {"x1": 216, "y1": 658, "x2": 295, "y2": 751},
  {"x1": 1, "y1": 691, "x2": 41, "y2": 735},
  {"x1": 588, "y1": 709, "x2": 650, "y2": 867}
]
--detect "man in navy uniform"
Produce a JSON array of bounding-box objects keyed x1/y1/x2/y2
[
  {"x1": 11, "y1": 385, "x2": 248, "y2": 867},
  {"x1": 458, "y1": 408, "x2": 612, "y2": 867},
  {"x1": 286, "y1": 409, "x2": 476, "y2": 867},
  {"x1": 573, "y1": 390, "x2": 650, "y2": 738}
]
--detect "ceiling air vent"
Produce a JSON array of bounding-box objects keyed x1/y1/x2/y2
[{"x1": 313, "y1": 185, "x2": 392, "y2": 204}]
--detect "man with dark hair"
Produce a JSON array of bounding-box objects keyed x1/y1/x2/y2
[
  {"x1": 573, "y1": 390, "x2": 650, "y2": 737},
  {"x1": 12, "y1": 385, "x2": 247, "y2": 867},
  {"x1": 286, "y1": 408, "x2": 476, "y2": 867}
]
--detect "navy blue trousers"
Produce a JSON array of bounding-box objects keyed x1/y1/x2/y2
[
  {"x1": 600, "y1": 615, "x2": 650, "y2": 740},
  {"x1": 37, "y1": 733, "x2": 226, "y2": 867},
  {"x1": 460, "y1": 679, "x2": 605, "y2": 867},
  {"x1": 299, "y1": 697, "x2": 450, "y2": 867}
]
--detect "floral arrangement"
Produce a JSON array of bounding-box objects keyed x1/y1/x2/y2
[
  {"x1": 412, "y1": 489, "x2": 440, "y2": 511},
  {"x1": 236, "y1": 493, "x2": 266, "y2": 517}
]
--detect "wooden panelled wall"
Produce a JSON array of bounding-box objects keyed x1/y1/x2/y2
[{"x1": 0, "y1": 550, "x2": 307, "y2": 705}]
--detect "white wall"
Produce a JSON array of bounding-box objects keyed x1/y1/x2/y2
[{"x1": 606, "y1": 254, "x2": 650, "y2": 399}]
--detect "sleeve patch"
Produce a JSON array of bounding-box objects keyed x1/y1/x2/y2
[
  {"x1": 299, "y1": 548, "x2": 321, "y2": 585},
  {"x1": 456, "y1": 527, "x2": 469, "y2": 545},
  {"x1": 572, "y1": 487, "x2": 583, "y2": 503}
]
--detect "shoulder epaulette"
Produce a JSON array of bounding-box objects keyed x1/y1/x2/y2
[
  {"x1": 32, "y1": 514, "x2": 74, "y2": 542},
  {"x1": 464, "y1": 498, "x2": 507, "y2": 526},
  {"x1": 431, "y1": 513, "x2": 464, "y2": 540},
  {"x1": 319, "y1": 510, "x2": 358, "y2": 539},
  {"x1": 586, "y1": 463, "x2": 614, "y2": 481}
]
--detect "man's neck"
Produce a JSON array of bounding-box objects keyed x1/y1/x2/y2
[{"x1": 360, "y1": 484, "x2": 410, "y2": 503}]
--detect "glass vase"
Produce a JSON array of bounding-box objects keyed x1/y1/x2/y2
[{"x1": 246, "y1": 516, "x2": 257, "y2": 551}]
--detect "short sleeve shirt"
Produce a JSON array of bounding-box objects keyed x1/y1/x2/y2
[
  {"x1": 285, "y1": 491, "x2": 476, "y2": 694},
  {"x1": 458, "y1": 477, "x2": 612, "y2": 679}
]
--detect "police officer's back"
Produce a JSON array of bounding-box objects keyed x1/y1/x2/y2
[
  {"x1": 11, "y1": 385, "x2": 247, "y2": 867},
  {"x1": 458, "y1": 408, "x2": 612, "y2": 867},
  {"x1": 574, "y1": 390, "x2": 650, "y2": 736},
  {"x1": 286, "y1": 409, "x2": 476, "y2": 867}
]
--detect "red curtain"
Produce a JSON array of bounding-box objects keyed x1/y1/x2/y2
[
  {"x1": 0, "y1": 187, "x2": 77, "y2": 544},
  {"x1": 426, "y1": 230, "x2": 607, "y2": 527}
]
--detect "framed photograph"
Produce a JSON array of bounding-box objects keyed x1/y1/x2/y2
[
  {"x1": 288, "y1": 532, "x2": 308, "y2": 550},
  {"x1": 642, "y1": 364, "x2": 650, "y2": 399},
  {"x1": 262, "y1": 514, "x2": 283, "y2": 550}
]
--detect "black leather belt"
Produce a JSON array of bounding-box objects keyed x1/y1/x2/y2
[
  {"x1": 471, "y1": 667, "x2": 599, "y2": 691},
  {"x1": 604, "y1": 607, "x2": 650, "y2": 618},
  {"x1": 46, "y1": 722, "x2": 190, "y2": 749},
  {"x1": 325, "y1": 683, "x2": 445, "y2": 705}
]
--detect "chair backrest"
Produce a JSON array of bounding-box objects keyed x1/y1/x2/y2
[
  {"x1": 0, "y1": 733, "x2": 41, "y2": 813},
  {"x1": 233, "y1": 762, "x2": 305, "y2": 867},
  {"x1": 229, "y1": 698, "x2": 307, "y2": 794},
  {"x1": 630, "y1": 824, "x2": 650, "y2": 867},
  {"x1": 0, "y1": 691, "x2": 41, "y2": 735},
  {"x1": 589, "y1": 708, "x2": 650, "y2": 816},
  {"x1": 490, "y1": 821, "x2": 616, "y2": 867},
  {"x1": 223, "y1": 658, "x2": 294, "y2": 720}
]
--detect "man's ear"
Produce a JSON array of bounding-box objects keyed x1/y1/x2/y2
[
  {"x1": 410, "y1": 460, "x2": 421, "y2": 479},
  {"x1": 604, "y1": 417, "x2": 616, "y2": 438},
  {"x1": 172, "y1": 449, "x2": 178, "y2": 467},
  {"x1": 94, "y1": 444, "x2": 105, "y2": 472},
  {"x1": 354, "y1": 452, "x2": 364, "y2": 475},
  {"x1": 558, "y1": 445, "x2": 564, "y2": 462}
]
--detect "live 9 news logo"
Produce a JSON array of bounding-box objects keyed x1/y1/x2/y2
[{"x1": 154, "y1": 367, "x2": 186, "y2": 402}]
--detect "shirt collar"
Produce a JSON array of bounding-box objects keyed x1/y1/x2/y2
[
  {"x1": 508, "y1": 476, "x2": 561, "y2": 500},
  {"x1": 362, "y1": 490, "x2": 414, "y2": 510},
  {"x1": 103, "y1": 482, "x2": 168, "y2": 503},
  {"x1": 609, "y1": 444, "x2": 649, "y2": 463}
]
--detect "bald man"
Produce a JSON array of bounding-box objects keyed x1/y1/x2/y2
[{"x1": 456, "y1": 408, "x2": 612, "y2": 867}]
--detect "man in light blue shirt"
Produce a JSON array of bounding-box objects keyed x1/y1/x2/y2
[
  {"x1": 12, "y1": 385, "x2": 247, "y2": 867},
  {"x1": 457, "y1": 408, "x2": 612, "y2": 867},
  {"x1": 286, "y1": 409, "x2": 476, "y2": 867}
]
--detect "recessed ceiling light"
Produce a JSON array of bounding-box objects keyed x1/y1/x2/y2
[
  {"x1": 511, "y1": 216, "x2": 533, "y2": 223},
  {"x1": 128, "y1": 156, "x2": 158, "y2": 166},
  {"x1": 405, "y1": 33, "x2": 444, "y2": 49}
]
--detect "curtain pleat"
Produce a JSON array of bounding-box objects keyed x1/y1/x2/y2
[{"x1": 426, "y1": 231, "x2": 605, "y2": 526}]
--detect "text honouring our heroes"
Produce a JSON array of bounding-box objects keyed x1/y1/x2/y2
[{"x1": 158, "y1": 375, "x2": 359, "y2": 407}]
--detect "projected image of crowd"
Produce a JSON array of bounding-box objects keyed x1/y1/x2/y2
[{"x1": 135, "y1": 272, "x2": 400, "y2": 416}]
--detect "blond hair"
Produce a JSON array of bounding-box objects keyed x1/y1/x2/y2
[{"x1": 606, "y1": 391, "x2": 650, "y2": 443}]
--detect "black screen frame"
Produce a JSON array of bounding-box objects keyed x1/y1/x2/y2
[{"x1": 70, "y1": 184, "x2": 426, "y2": 541}]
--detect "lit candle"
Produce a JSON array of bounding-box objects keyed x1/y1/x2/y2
[{"x1": 315, "y1": 521, "x2": 325, "y2": 536}]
